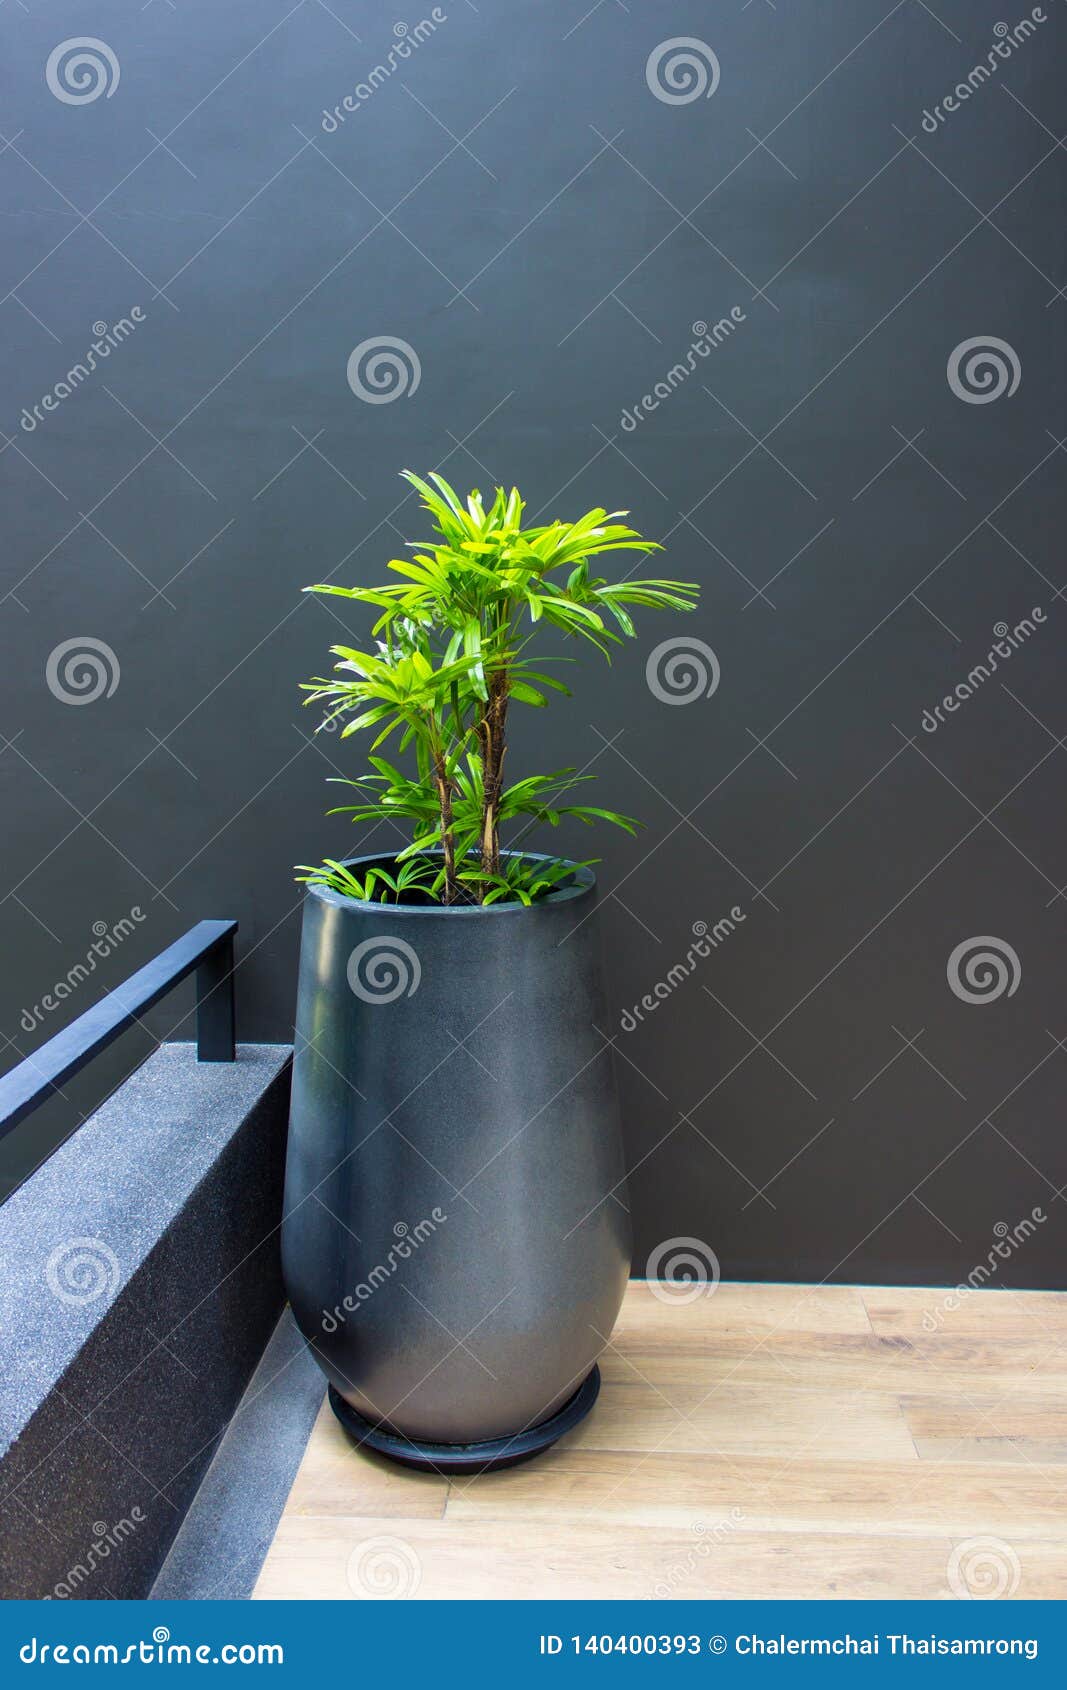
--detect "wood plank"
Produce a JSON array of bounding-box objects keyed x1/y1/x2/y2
[
  {"x1": 903, "y1": 1392, "x2": 1067, "y2": 1466},
  {"x1": 567, "y1": 1377, "x2": 918, "y2": 1461},
  {"x1": 253, "y1": 1515, "x2": 968, "y2": 1601},
  {"x1": 618, "y1": 1282, "x2": 872, "y2": 1336},
  {"x1": 597, "y1": 1330, "x2": 1067, "y2": 1400},
  {"x1": 446, "y1": 1447, "x2": 1067, "y2": 1541},
  {"x1": 864, "y1": 1286, "x2": 1067, "y2": 1342}
]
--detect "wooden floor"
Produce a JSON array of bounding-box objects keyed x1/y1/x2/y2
[{"x1": 254, "y1": 1283, "x2": 1067, "y2": 1600}]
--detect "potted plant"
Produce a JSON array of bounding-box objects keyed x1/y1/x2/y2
[{"x1": 282, "y1": 471, "x2": 698, "y2": 1470}]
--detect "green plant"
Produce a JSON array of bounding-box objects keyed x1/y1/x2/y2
[{"x1": 296, "y1": 471, "x2": 699, "y2": 905}]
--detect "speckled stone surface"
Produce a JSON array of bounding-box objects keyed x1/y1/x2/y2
[
  {"x1": 151, "y1": 1309, "x2": 324, "y2": 1600},
  {"x1": 0, "y1": 1043, "x2": 292, "y2": 1599}
]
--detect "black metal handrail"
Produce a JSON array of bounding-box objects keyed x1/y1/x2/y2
[{"x1": 0, "y1": 920, "x2": 237, "y2": 1141}]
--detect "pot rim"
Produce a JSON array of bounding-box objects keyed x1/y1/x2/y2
[{"x1": 303, "y1": 849, "x2": 597, "y2": 917}]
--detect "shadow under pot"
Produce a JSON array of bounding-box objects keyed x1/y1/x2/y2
[{"x1": 281, "y1": 851, "x2": 631, "y2": 1472}]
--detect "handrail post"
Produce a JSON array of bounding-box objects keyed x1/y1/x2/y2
[{"x1": 196, "y1": 931, "x2": 236, "y2": 1062}]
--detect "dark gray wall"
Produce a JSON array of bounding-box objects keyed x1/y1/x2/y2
[{"x1": 2, "y1": 1, "x2": 1065, "y2": 1283}]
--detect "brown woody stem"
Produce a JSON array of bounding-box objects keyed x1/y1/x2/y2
[
  {"x1": 478, "y1": 673, "x2": 509, "y2": 894},
  {"x1": 433, "y1": 755, "x2": 458, "y2": 904}
]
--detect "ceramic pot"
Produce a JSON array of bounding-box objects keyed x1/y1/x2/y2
[{"x1": 281, "y1": 852, "x2": 630, "y2": 1468}]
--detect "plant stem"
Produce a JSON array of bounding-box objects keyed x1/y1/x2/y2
[
  {"x1": 478, "y1": 672, "x2": 508, "y2": 892},
  {"x1": 433, "y1": 753, "x2": 458, "y2": 904}
]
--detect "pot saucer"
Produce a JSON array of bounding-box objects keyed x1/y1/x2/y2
[{"x1": 328, "y1": 1366, "x2": 600, "y2": 1473}]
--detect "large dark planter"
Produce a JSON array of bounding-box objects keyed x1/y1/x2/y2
[{"x1": 281, "y1": 852, "x2": 631, "y2": 1469}]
